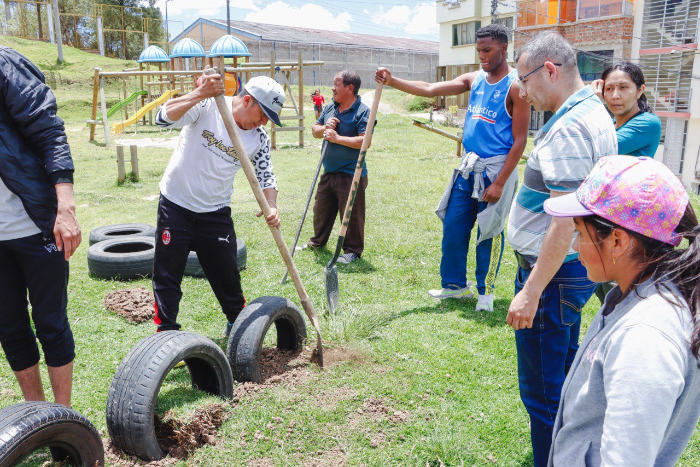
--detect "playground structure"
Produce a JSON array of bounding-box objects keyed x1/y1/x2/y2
[{"x1": 88, "y1": 37, "x2": 323, "y2": 149}]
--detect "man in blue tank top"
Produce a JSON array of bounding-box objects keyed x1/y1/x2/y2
[{"x1": 375, "y1": 24, "x2": 529, "y2": 312}]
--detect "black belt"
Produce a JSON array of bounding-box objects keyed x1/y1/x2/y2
[{"x1": 514, "y1": 251, "x2": 534, "y2": 270}]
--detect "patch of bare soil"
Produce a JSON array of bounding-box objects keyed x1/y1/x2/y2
[
  {"x1": 104, "y1": 288, "x2": 155, "y2": 323},
  {"x1": 314, "y1": 386, "x2": 359, "y2": 411},
  {"x1": 302, "y1": 447, "x2": 347, "y2": 467},
  {"x1": 247, "y1": 458, "x2": 276, "y2": 467},
  {"x1": 351, "y1": 396, "x2": 413, "y2": 428},
  {"x1": 104, "y1": 439, "x2": 178, "y2": 466},
  {"x1": 231, "y1": 348, "x2": 314, "y2": 401}
]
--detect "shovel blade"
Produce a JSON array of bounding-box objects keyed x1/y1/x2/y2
[{"x1": 324, "y1": 265, "x2": 339, "y2": 314}]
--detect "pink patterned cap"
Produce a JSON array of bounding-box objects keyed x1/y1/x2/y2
[{"x1": 544, "y1": 155, "x2": 689, "y2": 246}]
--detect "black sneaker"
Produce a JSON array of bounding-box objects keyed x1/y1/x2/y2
[{"x1": 224, "y1": 321, "x2": 234, "y2": 338}]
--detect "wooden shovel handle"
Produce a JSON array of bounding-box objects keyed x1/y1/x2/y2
[
  {"x1": 203, "y1": 68, "x2": 323, "y2": 366},
  {"x1": 337, "y1": 83, "x2": 383, "y2": 238}
]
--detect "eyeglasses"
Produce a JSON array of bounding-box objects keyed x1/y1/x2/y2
[{"x1": 515, "y1": 63, "x2": 562, "y2": 91}]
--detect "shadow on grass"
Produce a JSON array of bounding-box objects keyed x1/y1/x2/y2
[
  {"x1": 304, "y1": 247, "x2": 377, "y2": 274},
  {"x1": 396, "y1": 297, "x2": 512, "y2": 328}
]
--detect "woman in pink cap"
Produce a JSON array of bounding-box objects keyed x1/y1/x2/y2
[{"x1": 543, "y1": 155, "x2": 700, "y2": 466}]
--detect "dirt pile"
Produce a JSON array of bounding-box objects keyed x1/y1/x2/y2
[
  {"x1": 155, "y1": 403, "x2": 230, "y2": 459},
  {"x1": 104, "y1": 287, "x2": 155, "y2": 323}
]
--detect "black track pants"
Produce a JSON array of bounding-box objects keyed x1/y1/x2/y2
[{"x1": 152, "y1": 195, "x2": 245, "y2": 331}]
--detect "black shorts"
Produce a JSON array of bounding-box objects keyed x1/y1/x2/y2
[
  {"x1": 0, "y1": 233, "x2": 74, "y2": 371},
  {"x1": 314, "y1": 104, "x2": 322, "y2": 113}
]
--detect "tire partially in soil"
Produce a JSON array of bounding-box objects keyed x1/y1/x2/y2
[
  {"x1": 87, "y1": 236, "x2": 155, "y2": 280},
  {"x1": 89, "y1": 223, "x2": 157, "y2": 246},
  {"x1": 226, "y1": 296, "x2": 307, "y2": 383},
  {"x1": 106, "y1": 331, "x2": 233, "y2": 461},
  {"x1": 184, "y1": 237, "x2": 247, "y2": 278},
  {"x1": 0, "y1": 401, "x2": 104, "y2": 466}
]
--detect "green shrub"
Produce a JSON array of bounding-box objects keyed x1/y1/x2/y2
[{"x1": 407, "y1": 95, "x2": 434, "y2": 112}]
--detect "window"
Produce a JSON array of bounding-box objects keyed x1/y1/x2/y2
[
  {"x1": 578, "y1": 0, "x2": 633, "y2": 19},
  {"x1": 452, "y1": 21, "x2": 481, "y2": 46},
  {"x1": 493, "y1": 16, "x2": 514, "y2": 41},
  {"x1": 577, "y1": 50, "x2": 613, "y2": 81}
]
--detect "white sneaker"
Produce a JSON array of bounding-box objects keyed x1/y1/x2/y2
[
  {"x1": 337, "y1": 252, "x2": 359, "y2": 264},
  {"x1": 428, "y1": 286, "x2": 473, "y2": 299},
  {"x1": 475, "y1": 294, "x2": 494, "y2": 312}
]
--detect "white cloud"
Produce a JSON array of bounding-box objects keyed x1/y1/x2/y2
[
  {"x1": 236, "y1": 0, "x2": 260, "y2": 11},
  {"x1": 362, "y1": 2, "x2": 437, "y2": 37},
  {"x1": 405, "y1": 3, "x2": 439, "y2": 36},
  {"x1": 364, "y1": 5, "x2": 412, "y2": 25},
  {"x1": 246, "y1": 2, "x2": 352, "y2": 31}
]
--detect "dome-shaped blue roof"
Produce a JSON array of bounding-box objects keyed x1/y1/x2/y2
[
  {"x1": 170, "y1": 38, "x2": 205, "y2": 58},
  {"x1": 138, "y1": 45, "x2": 170, "y2": 63},
  {"x1": 207, "y1": 35, "x2": 251, "y2": 57}
]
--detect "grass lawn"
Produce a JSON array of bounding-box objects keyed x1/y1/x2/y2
[{"x1": 2, "y1": 36, "x2": 700, "y2": 466}]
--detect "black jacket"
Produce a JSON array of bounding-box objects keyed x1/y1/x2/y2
[{"x1": 0, "y1": 46, "x2": 74, "y2": 237}]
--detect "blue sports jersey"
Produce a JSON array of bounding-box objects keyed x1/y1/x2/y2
[{"x1": 462, "y1": 69, "x2": 517, "y2": 158}]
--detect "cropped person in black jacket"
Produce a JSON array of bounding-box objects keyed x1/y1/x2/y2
[{"x1": 0, "y1": 46, "x2": 81, "y2": 407}]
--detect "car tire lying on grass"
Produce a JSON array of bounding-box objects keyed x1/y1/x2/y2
[
  {"x1": 227, "y1": 296, "x2": 307, "y2": 383},
  {"x1": 106, "y1": 331, "x2": 233, "y2": 461},
  {"x1": 87, "y1": 236, "x2": 155, "y2": 280},
  {"x1": 89, "y1": 223, "x2": 157, "y2": 246},
  {"x1": 184, "y1": 237, "x2": 248, "y2": 277},
  {"x1": 0, "y1": 401, "x2": 104, "y2": 466}
]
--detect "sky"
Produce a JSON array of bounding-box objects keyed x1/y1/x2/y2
[{"x1": 154, "y1": 0, "x2": 440, "y2": 43}]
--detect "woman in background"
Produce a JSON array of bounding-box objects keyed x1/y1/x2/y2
[
  {"x1": 591, "y1": 62, "x2": 663, "y2": 302},
  {"x1": 591, "y1": 62, "x2": 661, "y2": 158}
]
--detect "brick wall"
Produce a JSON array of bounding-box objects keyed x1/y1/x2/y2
[{"x1": 514, "y1": 17, "x2": 633, "y2": 58}]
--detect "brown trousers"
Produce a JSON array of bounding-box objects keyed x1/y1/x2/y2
[{"x1": 309, "y1": 172, "x2": 368, "y2": 257}]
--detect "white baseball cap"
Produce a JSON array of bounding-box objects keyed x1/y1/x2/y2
[{"x1": 244, "y1": 76, "x2": 285, "y2": 126}]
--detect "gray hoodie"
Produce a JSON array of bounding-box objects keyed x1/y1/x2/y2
[{"x1": 549, "y1": 280, "x2": 700, "y2": 466}]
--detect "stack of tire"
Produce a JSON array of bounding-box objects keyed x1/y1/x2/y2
[{"x1": 87, "y1": 223, "x2": 247, "y2": 280}]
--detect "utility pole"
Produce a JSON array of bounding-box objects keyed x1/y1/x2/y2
[{"x1": 227, "y1": 0, "x2": 231, "y2": 34}]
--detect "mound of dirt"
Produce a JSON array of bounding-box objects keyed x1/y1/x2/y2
[
  {"x1": 104, "y1": 287, "x2": 155, "y2": 323},
  {"x1": 155, "y1": 403, "x2": 230, "y2": 459}
]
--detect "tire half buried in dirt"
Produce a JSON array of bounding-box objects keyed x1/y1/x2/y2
[
  {"x1": 106, "y1": 331, "x2": 233, "y2": 461},
  {"x1": 87, "y1": 236, "x2": 155, "y2": 280},
  {"x1": 227, "y1": 296, "x2": 307, "y2": 383},
  {"x1": 89, "y1": 223, "x2": 157, "y2": 245},
  {"x1": 0, "y1": 401, "x2": 104, "y2": 466},
  {"x1": 184, "y1": 237, "x2": 248, "y2": 278}
]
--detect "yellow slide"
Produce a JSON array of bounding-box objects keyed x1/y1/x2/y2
[{"x1": 111, "y1": 89, "x2": 180, "y2": 135}]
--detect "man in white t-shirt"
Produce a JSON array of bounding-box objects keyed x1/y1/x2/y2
[{"x1": 153, "y1": 73, "x2": 284, "y2": 336}]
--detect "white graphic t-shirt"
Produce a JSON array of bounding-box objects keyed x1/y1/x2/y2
[{"x1": 156, "y1": 97, "x2": 277, "y2": 213}]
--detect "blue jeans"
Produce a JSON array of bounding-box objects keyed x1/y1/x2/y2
[
  {"x1": 441, "y1": 172, "x2": 505, "y2": 295},
  {"x1": 514, "y1": 259, "x2": 597, "y2": 467}
]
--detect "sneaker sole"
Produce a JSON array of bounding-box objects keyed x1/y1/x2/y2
[{"x1": 428, "y1": 292, "x2": 473, "y2": 300}]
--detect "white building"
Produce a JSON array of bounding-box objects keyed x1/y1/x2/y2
[
  {"x1": 632, "y1": 0, "x2": 700, "y2": 194},
  {"x1": 435, "y1": 0, "x2": 516, "y2": 107}
]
